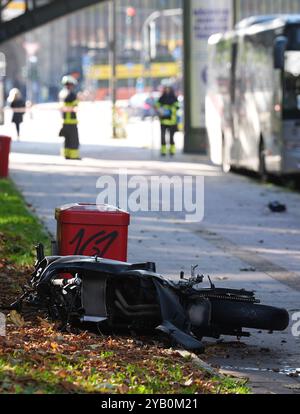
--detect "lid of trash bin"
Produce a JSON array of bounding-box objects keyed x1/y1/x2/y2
[{"x1": 55, "y1": 203, "x2": 130, "y2": 226}]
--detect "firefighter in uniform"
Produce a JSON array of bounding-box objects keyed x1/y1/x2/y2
[
  {"x1": 59, "y1": 75, "x2": 81, "y2": 160},
  {"x1": 156, "y1": 86, "x2": 179, "y2": 156}
]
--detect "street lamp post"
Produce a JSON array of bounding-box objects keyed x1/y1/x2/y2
[
  {"x1": 232, "y1": 0, "x2": 239, "y2": 27},
  {"x1": 109, "y1": 0, "x2": 117, "y2": 138},
  {"x1": 142, "y1": 9, "x2": 182, "y2": 60},
  {"x1": 141, "y1": 9, "x2": 183, "y2": 90},
  {"x1": 0, "y1": 52, "x2": 6, "y2": 125},
  {"x1": 23, "y1": 40, "x2": 39, "y2": 104}
]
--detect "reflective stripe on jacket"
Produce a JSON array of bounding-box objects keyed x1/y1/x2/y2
[
  {"x1": 61, "y1": 90, "x2": 78, "y2": 125},
  {"x1": 156, "y1": 101, "x2": 179, "y2": 126}
]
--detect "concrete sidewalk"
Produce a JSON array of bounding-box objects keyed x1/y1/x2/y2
[{"x1": 9, "y1": 138, "x2": 300, "y2": 394}]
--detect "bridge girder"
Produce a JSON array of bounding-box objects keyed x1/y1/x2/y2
[{"x1": 0, "y1": 0, "x2": 105, "y2": 43}]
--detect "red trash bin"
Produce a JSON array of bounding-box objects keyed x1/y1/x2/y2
[
  {"x1": 0, "y1": 136, "x2": 11, "y2": 178},
  {"x1": 55, "y1": 203, "x2": 130, "y2": 262}
]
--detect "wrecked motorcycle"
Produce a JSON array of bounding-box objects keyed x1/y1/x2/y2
[{"x1": 11, "y1": 245, "x2": 289, "y2": 352}]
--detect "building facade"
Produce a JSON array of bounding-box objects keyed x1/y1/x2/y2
[
  {"x1": 236, "y1": 0, "x2": 300, "y2": 22},
  {"x1": 1, "y1": 0, "x2": 300, "y2": 103},
  {"x1": 1, "y1": 0, "x2": 183, "y2": 102}
]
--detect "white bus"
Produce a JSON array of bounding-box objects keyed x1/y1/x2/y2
[{"x1": 206, "y1": 15, "x2": 300, "y2": 176}]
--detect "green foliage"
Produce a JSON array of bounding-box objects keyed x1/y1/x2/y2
[
  {"x1": 0, "y1": 352, "x2": 250, "y2": 394},
  {"x1": 0, "y1": 179, "x2": 50, "y2": 265}
]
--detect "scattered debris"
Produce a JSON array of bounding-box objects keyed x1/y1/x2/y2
[
  {"x1": 259, "y1": 347, "x2": 271, "y2": 353},
  {"x1": 268, "y1": 201, "x2": 287, "y2": 213},
  {"x1": 284, "y1": 384, "x2": 300, "y2": 390},
  {"x1": 240, "y1": 267, "x2": 256, "y2": 272}
]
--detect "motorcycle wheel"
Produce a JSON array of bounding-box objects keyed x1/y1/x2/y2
[{"x1": 210, "y1": 300, "x2": 289, "y2": 331}]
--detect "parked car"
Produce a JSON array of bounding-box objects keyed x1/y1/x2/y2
[{"x1": 129, "y1": 92, "x2": 160, "y2": 119}]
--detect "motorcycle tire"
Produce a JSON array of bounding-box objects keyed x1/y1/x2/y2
[{"x1": 210, "y1": 300, "x2": 289, "y2": 331}]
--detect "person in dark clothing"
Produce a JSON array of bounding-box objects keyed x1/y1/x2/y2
[
  {"x1": 156, "y1": 86, "x2": 179, "y2": 156},
  {"x1": 8, "y1": 88, "x2": 25, "y2": 140},
  {"x1": 59, "y1": 75, "x2": 81, "y2": 160}
]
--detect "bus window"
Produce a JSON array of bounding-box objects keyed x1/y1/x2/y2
[
  {"x1": 206, "y1": 16, "x2": 300, "y2": 176},
  {"x1": 230, "y1": 42, "x2": 238, "y2": 104},
  {"x1": 283, "y1": 51, "x2": 300, "y2": 118},
  {"x1": 286, "y1": 26, "x2": 300, "y2": 50}
]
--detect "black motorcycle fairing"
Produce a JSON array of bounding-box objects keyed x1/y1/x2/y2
[
  {"x1": 14, "y1": 252, "x2": 289, "y2": 352},
  {"x1": 153, "y1": 279, "x2": 204, "y2": 350},
  {"x1": 81, "y1": 273, "x2": 108, "y2": 323},
  {"x1": 25, "y1": 255, "x2": 206, "y2": 350},
  {"x1": 32, "y1": 256, "x2": 166, "y2": 287},
  {"x1": 156, "y1": 321, "x2": 205, "y2": 352},
  {"x1": 32, "y1": 256, "x2": 134, "y2": 286},
  {"x1": 153, "y1": 279, "x2": 189, "y2": 332}
]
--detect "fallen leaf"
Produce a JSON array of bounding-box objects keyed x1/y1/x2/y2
[
  {"x1": 37, "y1": 317, "x2": 53, "y2": 329},
  {"x1": 50, "y1": 342, "x2": 59, "y2": 351},
  {"x1": 184, "y1": 378, "x2": 194, "y2": 386},
  {"x1": 55, "y1": 336, "x2": 65, "y2": 343},
  {"x1": 118, "y1": 384, "x2": 130, "y2": 393},
  {"x1": 60, "y1": 381, "x2": 78, "y2": 393},
  {"x1": 88, "y1": 344, "x2": 101, "y2": 350},
  {"x1": 7, "y1": 310, "x2": 25, "y2": 327}
]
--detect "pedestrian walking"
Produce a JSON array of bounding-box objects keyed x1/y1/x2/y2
[
  {"x1": 59, "y1": 75, "x2": 81, "y2": 160},
  {"x1": 7, "y1": 88, "x2": 25, "y2": 140},
  {"x1": 156, "y1": 86, "x2": 179, "y2": 156}
]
